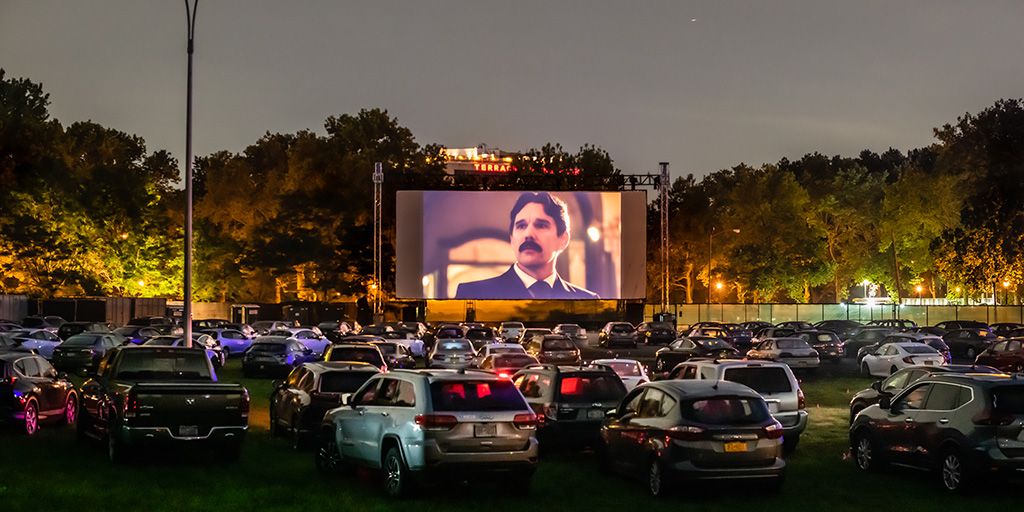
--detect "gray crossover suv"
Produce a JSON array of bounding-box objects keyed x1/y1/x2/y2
[{"x1": 315, "y1": 369, "x2": 539, "y2": 497}]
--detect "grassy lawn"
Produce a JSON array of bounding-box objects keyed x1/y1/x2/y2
[{"x1": 1, "y1": 360, "x2": 1020, "y2": 511}]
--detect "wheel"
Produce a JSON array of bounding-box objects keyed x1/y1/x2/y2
[
  {"x1": 850, "y1": 402, "x2": 866, "y2": 424},
  {"x1": 223, "y1": 347, "x2": 231, "y2": 358},
  {"x1": 853, "y1": 431, "x2": 881, "y2": 471},
  {"x1": 940, "y1": 448, "x2": 969, "y2": 492},
  {"x1": 966, "y1": 347, "x2": 977, "y2": 359},
  {"x1": 23, "y1": 400, "x2": 39, "y2": 435},
  {"x1": 63, "y1": 393, "x2": 77, "y2": 426},
  {"x1": 314, "y1": 432, "x2": 343, "y2": 474},
  {"x1": 783, "y1": 433, "x2": 800, "y2": 453},
  {"x1": 648, "y1": 457, "x2": 667, "y2": 497},
  {"x1": 383, "y1": 447, "x2": 411, "y2": 498},
  {"x1": 108, "y1": 419, "x2": 128, "y2": 463}
]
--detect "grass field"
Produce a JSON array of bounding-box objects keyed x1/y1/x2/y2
[{"x1": 1, "y1": 360, "x2": 1021, "y2": 511}]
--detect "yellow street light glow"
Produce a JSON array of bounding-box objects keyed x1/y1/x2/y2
[
  {"x1": 1004, "y1": 281, "x2": 1010, "y2": 288},
  {"x1": 916, "y1": 285, "x2": 922, "y2": 293},
  {"x1": 587, "y1": 226, "x2": 600, "y2": 242},
  {"x1": 138, "y1": 280, "x2": 145, "y2": 287},
  {"x1": 955, "y1": 287, "x2": 961, "y2": 293},
  {"x1": 716, "y1": 282, "x2": 723, "y2": 289},
  {"x1": 422, "y1": 276, "x2": 431, "y2": 287},
  {"x1": 121, "y1": 233, "x2": 129, "y2": 239}
]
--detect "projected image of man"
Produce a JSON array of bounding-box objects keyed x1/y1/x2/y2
[{"x1": 455, "y1": 192, "x2": 599, "y2": 300}]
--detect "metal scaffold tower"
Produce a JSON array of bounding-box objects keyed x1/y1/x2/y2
[
  {"x1": 373, "y1": 162, "x2": 383, "y2": 320},
  {"x1": 660, "y1": 162, "x2": 669, "y2": 311}
]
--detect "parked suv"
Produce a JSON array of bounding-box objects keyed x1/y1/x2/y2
[
  {"x1": 665, "y1": 359, "x2": 807, "y2": 451},
  {"x1": 315, "y1": 369, "x2": 539, "y2": 497},
  {"x1": 598, "y1": 322, "x2": 636, "y2": 348},
  {"x1": 850, "y1": 373, "x2": 1024, "y2": 491},
  {"x1": 512, "y1": 364, "x2": 628, "y2": 447},
  {"x1": 848, "y1": 364, "x2": 1004, "y2": 423}
]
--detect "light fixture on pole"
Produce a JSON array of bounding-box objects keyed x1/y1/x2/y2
[{"x1": 707, "y1": 227, "x2": 739, "y2": 305}]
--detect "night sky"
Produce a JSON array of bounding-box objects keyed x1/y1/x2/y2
[{"x1": 3, "y1": 1, "x2": 1022, "y2": 180}]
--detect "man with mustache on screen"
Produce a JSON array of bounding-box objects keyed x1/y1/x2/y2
[{"x1": 455, "y1": 191, "x2": 600, "y2": 300}]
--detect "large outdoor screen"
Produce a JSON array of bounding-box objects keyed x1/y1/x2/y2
[{"x1": 396, "y1": 190, "x2": 646, "y2": 300}]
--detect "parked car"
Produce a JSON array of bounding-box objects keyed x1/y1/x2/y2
[
  {"x1": 590, "y1": 358, "x2": 650, "y2": 391},
  {"x1": 598, "y1": 380, "x2": 785, "y2": 496},
  {"x1": 199, "y1": 328, "x2": 254, "y2": 356},
  {"x1": 315, "y1": 369, "x2": 539, "y2": 497},
  {"x1": 991, "y1": 322, "x2": 1024, "y2": 337},
  {"x1": 465, "y1": 326, "x2": 502, "y2": 351},
  {"x1": 321, "y1": 343, "x2": 388, "y2": 372},
  {"x1": 850, "y1": 373, "x2": 1024, "y2": 491},
  {"x1": 142, "y1": 334, "x2": 227, "y2": 369},
  {"x1": 251, "y1": 320, "x2": 297, "y2": 335},
  {"x1": 552, "y1": 323, "x2": 587, "y2": 342},
  {"x1": 859, "y1": 342, "x2": 945, "y2": 377},
  {"x1": 750, "y1": 327, "x2": 796, "y2": 346},
  {"x1": 653, "y1": 336, "x2": 740, "y2": 373},
  {"x1": 4, "y1": 329, "x2": 62, "y2": 359},
  {"x1": 634, "y1": 322, "x2": 675, "y2": 345},
  {"x1": 812, "y1": 319, "x2": 864, "y2": 340},
  {"x1": 776, "y1": 321, "x2": 814, "y2": 331},
  {"x1": 792, "y1": 330, "x2": 845, "y2": 363},
  {"x1": 723, "y1": 323, "x2": 755, "y2": 351},
  {"x1": 57, "y1": 322, "x2": 116, "y2": 342},
  {"x1": 318, "y1": 321, "x2": 358, "y2": 343},
  {"x1": 242, "y1": 336, "x2": 316, "y2": 377},
  {"x1": 268, "y1": 327, "x2": 330, "y2": 356},
  {"x1": 866, "y1": 319, "x2": 917, "y2": 331},
  {"x1": 513, "y1": 363, "x2": 627, "y2": 447},
  {"x1": 1, "y1": 352, "x2": 78, "y2": 434},
  {"x1": 942, "y1": 328, "x2": 1000, "y2": 359},
  {"x1": 20, "y1": 315, "x2": 65, "y2": 333},
  {"x1": 192, "y1": 318, "x2": 230, "y2": 330},
  {"x1": 470, "y1": 343, "x2": 528, "y2": 368},
  {"x1": 858, "y1": 332, "x2": 951, "y2": 364},
  {"x1": 740, "y1": 321, "x2": 774, "y2": 332},
  {"x1": 524, "y1": 334, "x2": 581, "y2": 365},
  {"x1": 371, "y1": 341, "x2": 417, "y2": 370},
  {"x1": 477, "y1": 353, "x2": 539, "y2": 379},
  {"x1": 746, "y1": 337, "x2": 820, "y2": 370},
  {"x1": 114, "y1": 325, "x2": 164, "y2": 345},
  {"x1": 51, "y1": 333, "x2": 123, "y2": 372},
  {"x1": 428, "y1": 338, "x2": 476, "y2": 369},
  {"x1": 934, "y1": 320, "x2": 990, "y2": 332},
  {"x1": 269, "y1": 361, "x2": 381, "y2": 449},
  {"x1": 220, "y1": 322, "x2": 258, "y2": 339},
  {"x1": 848, "y1": 364, "x2": 1004, "y2": 423},
  {"x1": 842, "y1": 326, "x2": 895, "y2": 357},
  {"x1": 598, "y1": 322, "x2": 636, "y2": 348},
  {"x1": 974, "y1": 338, "x2": 1024, "y2": 372},
  {"x1": 499, "y1": 321, "x2": 525, "y2": 342},
  {"x1": 665, "y1": 359, "x2": 808, "y2": 452},
  {"x1": 517, "y1": 328, "x2": 553, "y2": 346}
]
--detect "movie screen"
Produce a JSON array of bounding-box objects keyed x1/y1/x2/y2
[{"x1": 396, "y1": 190, "x2": 646, "y2": 300}]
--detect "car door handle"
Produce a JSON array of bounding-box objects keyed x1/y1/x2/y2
[
  {"x1": 939, "y1": 418, "x2": 949, "y2": 424},
  {"x1": 358, "y1": 410, "x2": 365, "y2": 416},
  {"x1": 904, "y1": 418, "x2": 914, "y2": 423}
]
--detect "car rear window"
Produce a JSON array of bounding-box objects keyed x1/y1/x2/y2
[
  {"x1": 776, "y1": 339, "x2": 811, "y2": 349},
  {"x1": 605, "y1": 362, "x2": 641, "y2": 377},
  {"x1": 722, "y1": 367, "x2": 793, "y2": 394},
  {"x1": 557, "y1": 374, "x2": 626, "y2": 401},
  {"x1": 320, "y1": 372, "x2": 376, "y2": 393},
  {"x1": 681, "y1": 397, "x2": 770, "y2": 425},
  {"x1": 904, "y1": 345, "x2": 938, "y2": 354},
  {"x1": 115, "y1": 350, "x2": 213, "y2": 380},
  {"x1": 250, "y1": 343, "x2": 287, "y2": 354},
  {"x1": 430, "y1": 380, "x2": 528, "y2": 411},
  {"x1": 542, "y1": 338, "x2": 576, "y2": 351},
  {"x1": 327, "y1": 348, "x2": 384, "y2": 366},
  {"x1": 610, "y1": 325, "x2": 632, "y2": 333},
  {"x1": 62, "y1": 335, "x2": 102, "y2": 347}
]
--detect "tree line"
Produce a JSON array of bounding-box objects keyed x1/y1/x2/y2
[{"x1": 1, "y1": 69, "x2": 1022, "y2": 304}]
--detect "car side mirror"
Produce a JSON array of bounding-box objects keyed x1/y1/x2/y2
[
  {"x1": 272, "y1": 379, "x2": 284, "y2": 389},
  {"x1": 879, "y1": 397, "x2": 891, "y2": 410},
  {"x1": 342, "y1": 393, "x2": 353, "y2": 406},
  {"x1": 871, "y1": 380, "x2": 882, "y2": 391},
  {"x1": 605, "y1": 408, "x2": 617, "y2": 418}
]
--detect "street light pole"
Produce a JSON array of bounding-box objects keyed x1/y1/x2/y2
[{"x1": 183, "y1": 0, "x2": 198, "y2": 347}]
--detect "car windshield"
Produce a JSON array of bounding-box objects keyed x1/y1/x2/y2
[
  {"x1": 249, "y1": 343, "x2": 287, "y2": 354},
  {"x1": 327, "y1": 348, "x2": 384, "y2": 365},
  {"x1": 722, "y1": 367, "x2": 793, "y2": 394},
  {"x1": 776, "y1": 339, "x2": 811, "y2": 350},
  {"x1": 373, "y1": 344, "x2": 398, "y2": 356},
  {"x1": 115, "y1": 350, "x2": 213, "y2": 381},
  {"x1": 557, "y1": 374, "x2": 626, "y2": 401},
  {"x1": 542, "y1": 338, "x2": 576, "y2": 351},
  {"x1": 501, "y1": 323, "x2": 524, "y2": 329},
  {"x1": 682, "y1": 396, "x2": 770, "y2": 425},
  {"x1": 430, "y1": 380, "x2": 528, "y2": 411},
  {"x1": 319, "y1": 372, "x2": 376, "y2": 393},
  {"x1": 61, "y1": 335, "x2": 102, "y2": 347}
]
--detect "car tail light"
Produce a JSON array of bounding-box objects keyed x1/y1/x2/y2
[
  {"x1": 665, "y1": 425, "x2": 707, "y2": 441},
  {"x1": 903, "y1": 356, "x2": 915, "y2": 364},
  {"x1": 763, "y1": 421, "x2": 784, "y2": 439},
  {"x1": 513, "y1": 413, "x2": 538, "y2": 429},
  {"x1": 124, "y1": 392, "x2": 139, "y2": 418},
  {"x1": 415, "y1": 414, "x2": 458, "y2": 430},
  {"x1": 240, "y1": 389, "x2": 250, "y2": 419},
  {"x1": 497, "y1": 371, "x2": 511, "y2": 379},
  {"x1": 797, "y1": 388, "x2": 806, "y2": 410}
]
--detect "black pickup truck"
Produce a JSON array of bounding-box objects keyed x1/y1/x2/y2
[{"x1": 77, "y1": 345, "x2": 249, "y2": 462}]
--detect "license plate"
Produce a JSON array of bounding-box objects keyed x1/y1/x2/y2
[
  {"x1": 924, "y1": 360, "x2": 933, "y2": 365},
  {"x1": 474, "y1": 423, "x2": 496, "y2": 437},
  {"x1": 588, "y1": 409, "x2": 605, "y2": 419},
  {"x1": 724, "y1": 441, "x2": 746, "y2": 452},
  {"x1": 179, "y1": 425, "x2": 198, "y2": 436}
]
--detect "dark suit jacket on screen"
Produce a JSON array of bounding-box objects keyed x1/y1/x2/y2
[{"x1": 454, "y1": 266, "x2": 599, "y2": 300}]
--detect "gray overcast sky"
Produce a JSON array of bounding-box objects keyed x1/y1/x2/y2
[{"x1": 3, "y1": 1, "x2": 1022, "y2": 180}]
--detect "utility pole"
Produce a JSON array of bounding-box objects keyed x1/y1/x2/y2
[
  {"x1": 373, "y1": 162, "x2": 383, "y2": 323},
  {"x1": 660, "y1": 163, "x2": 669, "y2": 312},
  {"x1": 183, "y1": 0, "x2": 198, "y2": 347}
]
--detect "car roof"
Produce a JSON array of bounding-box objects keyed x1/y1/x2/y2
[
  {"x1": 649, "y1": 379, "x2": 761, "y2": 399},
  {"x1": 304, "y1": 361, "x2": 381, "y2": 373}
]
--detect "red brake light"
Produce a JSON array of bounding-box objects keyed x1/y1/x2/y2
[
  {"x1": 903, "y1": 356, "x2": 915, "y2": 364},
  {"x1": 763, "y1": 421, "x2": 784, "y2": 439},
  {"x1": 513, "y1": 413, "x2": 538, "y2": 429},
  {"x1": 415, "y1": 414, "x2": 458, "y2": 430},
  {"x1": 797, "y1": 388, "x2": 806, "y2": 410},
  {"x1": 124, "y1": 393, "x2": 139, "y2": 418},
  {"x1": 666, "y1": 425, "x2": 707, "y2": 441},
  {"x1": 239, "y1": 390, "x2": 250, "y2": 418}
]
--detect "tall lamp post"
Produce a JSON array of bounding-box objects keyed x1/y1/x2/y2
[
  {"x1": 183, "y1": 0, "x2": 198, "y2": 346},
  {"x1": 707, "y1": 227, "x2": 740, "y2": 305}
]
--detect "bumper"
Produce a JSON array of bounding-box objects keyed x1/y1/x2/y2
[
  {"x1": 406, "y1": 438, "x2": 539, "y2": 478},
  {"x1": 119, "y1": 423, "x2": 248, "y2": 446},
  {"x1": 664, "y1": 456, "x2": 786, "y2": 482},
  {"x1": 776, "y1": 410, "x2": 809, "y2": 438}
]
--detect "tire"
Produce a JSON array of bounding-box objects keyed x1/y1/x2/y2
[
  {"x1": 63, "y1": 393, "x2": 78, "y2": 426},
  {"x1": 940, "y1": 448, "x2": 969, "y2": 492},
  {"x1": 966, "y1": 347, "x2": 977, "y2": 359},
  {"x1": 383, "y1": 447, "x2": 411, "y2": 498},
  {"x1": 783, "y1": 433, "x2": 800, "y2": 453},
  {"x1": 269, "y1": 409, "x2": 280, "y2": 437},
  {"x1": 108, "y1": 418, "x2": 128, "y2": 463},
  {"x1": 850, "y1": 402, "x2": 866, "y2": 424},
  {"x1": 853, "y1": 431, "x2": 881, "y2": 471},
  {"x1": 23, "y1": 400, "x2": 39, "y2": 435},
  {"x1": 314, "y1": 431, "x2": 343, "y2": 474},
  {"x1": 648, "y1": 457, "x2": 667, "y2": 497}
]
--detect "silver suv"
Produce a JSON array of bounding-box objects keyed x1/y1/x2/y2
[
  {"x1": 666, "y1": 359, "x2": 808, "y2": 451},
  {"x1": 315, "y1": 369, "x2": 539, "y2": 497}
]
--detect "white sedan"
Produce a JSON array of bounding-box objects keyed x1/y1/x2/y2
[
  {"x1": 469, "y1": 343, "x2": 528, "y2": 367},
  {"x1": 591, "y1": 358, "x2": 650, "y2": 390},
  {"x1": 860, "y1": 342, "x2": 946, "y2": 377}
]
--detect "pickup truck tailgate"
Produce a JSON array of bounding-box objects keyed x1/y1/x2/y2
[{"x1": 127, "y1": 383, "x2": 249, "y2": 436}]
